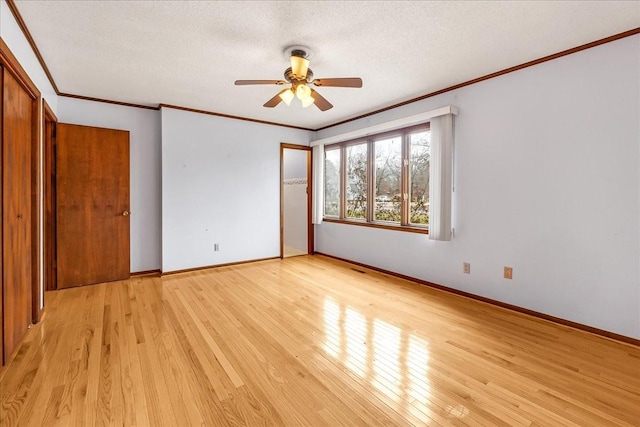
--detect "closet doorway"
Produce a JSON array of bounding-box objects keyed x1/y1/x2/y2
[{"x1": 280, "y1": 144, "x2": 312, "y2": 258}]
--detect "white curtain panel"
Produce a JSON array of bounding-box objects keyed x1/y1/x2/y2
[
  {"x1": 429, "y1": 114, "x2": 454, "y2": 241},
  {"x1": 312, "y1": 144, "x2": 325, "y2": 224}
]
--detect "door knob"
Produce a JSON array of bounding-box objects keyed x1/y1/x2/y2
[{"x1": 122, "y1": 211, "x2": 130, "y2": 216}]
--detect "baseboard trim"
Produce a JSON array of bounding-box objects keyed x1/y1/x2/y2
[
  {"x1": 130, "y1": 269, "x2": 162, "y2": 277},
  {"x1": 161, "y1": 256, "x2": 280, "y2": 276},
  {"x1": 314, "y1": 252, "x2": 640, "y2": 347}
]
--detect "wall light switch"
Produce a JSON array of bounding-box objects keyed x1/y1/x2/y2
[
  {"x1": 463, "y1": 262, "x2": 470, "y2": 274},
  {"x1": 504, "y1": 266, "x2": 513, "y2": 279}
]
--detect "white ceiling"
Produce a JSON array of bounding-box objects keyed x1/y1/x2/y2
[{"x1": 14, "y1": 1, "x2": 640, "y2": 129}]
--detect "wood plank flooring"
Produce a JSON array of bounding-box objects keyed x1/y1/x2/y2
[{"x1": 1, "y1": 255, "x2": 639, "y2": 426}]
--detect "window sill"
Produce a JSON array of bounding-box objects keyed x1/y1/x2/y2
[{"x1": 321, "y1": 217, "x2": 429, "y2": 234}]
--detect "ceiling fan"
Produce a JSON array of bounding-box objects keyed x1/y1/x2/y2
[{"x1": 234, "y1": 46, "x2": 363, "y2": 111}]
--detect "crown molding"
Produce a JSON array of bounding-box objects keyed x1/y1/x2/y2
[
  {"x1": 58, "y1": 93, "x2": 159, "y2": 110},
  {"x1": 159, "y1": 104, "x2": 314, "y2": 131}
]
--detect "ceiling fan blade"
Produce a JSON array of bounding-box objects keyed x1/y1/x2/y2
[
  {"x1": 263, "y1": 89, "x2": 288, "y2": 108},
  {"x1": 312, "y1": 78, "x2": 363, "y2": 88},
  {"x1": 235, "y1": 80, "x2": 286, "y2": 86},
  {"x1": 310, "y1": 89, "x2": 333, "y2": 111},
  {"x1": 290, "y1": 56, "x2": 309, "y2": 79}
]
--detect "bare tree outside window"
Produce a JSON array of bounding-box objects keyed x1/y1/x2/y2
[
  {"x1": 324, "y1": 149, "x2": 340, "y2": 216},
  {"x1": 346, "y1": 143, "x2": 367, "y2": 219},
  {"x1": 409, "y1": 131, "x2": 430, "y2": 224},
  {"x1": 374, "y1": 137, "x2": 402, "y2": 222}
]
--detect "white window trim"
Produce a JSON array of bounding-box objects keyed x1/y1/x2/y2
[{"x1": 310, "y1": 106, "x2": 458, "y2": 147}]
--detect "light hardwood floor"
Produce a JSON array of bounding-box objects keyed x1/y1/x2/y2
[{"x1": 1, "y1": 255, "x2": 639, "y2": 426}]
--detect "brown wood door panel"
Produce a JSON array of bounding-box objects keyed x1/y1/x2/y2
[
  {"x1": 56, "y1": 123, "x2": 130, "y2": 289},
  {"x1": 0, "y1": 65, "x2": 3, "y2": 364},
  {"x1": 44, "y1": 114, "x2": 56, "y2": 291},
  {"x1": 2, "y1": 68, "x2": 33, "y2": 362}
]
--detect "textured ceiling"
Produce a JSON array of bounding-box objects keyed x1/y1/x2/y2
[{"x1": 13, "y1": 1, "x2": 640, "y2": 129}]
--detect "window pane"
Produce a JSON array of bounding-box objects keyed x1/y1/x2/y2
[
  {"x1": 374, "y1": 137, "x2": 401, "y2": 222},
  {"x1": 409, "y1": 131, "x2": 430, "y2": 225},
  {"x1": 324, "y1": 148, "x2": 341, "y2": 217},
  {"x1": 346, "y1": 143, "x2": 367, "y2": 219}
]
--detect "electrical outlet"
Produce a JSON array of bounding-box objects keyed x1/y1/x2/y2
[
  {"x1": 463, "y1": 262, "x2": 470, "y2": 274},
  {"x1": 214, "y1": 243, "x2": 220, "y2": 251},
  {"x1": 504, "y1": 266, "x2": 513, "y2": 279}
]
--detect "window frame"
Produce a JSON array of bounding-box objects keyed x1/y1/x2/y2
[{"x1": 323, "y1": 123, "x2": 430, "y2": 234}]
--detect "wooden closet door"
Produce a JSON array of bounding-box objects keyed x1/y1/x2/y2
[
  {"x1": 2, "y1": 67, "x2": 33, "y2": 363},
  {"x1": 56, "y1": 123, "x2": 130, "y2": 288}
]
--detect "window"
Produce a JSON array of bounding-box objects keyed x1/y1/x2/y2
[
  {"x1": 324, "y1": 148, "x2": 341, "y2": 217},
  {"x1": 346, "y1": 143, "x2": 367, "y2": 219},
  {"x1": 323, "y1": 124, "x2": 430, "y2": 232},
  {"x1": 409, "y1": 130, "x2": 430, "y2": 225},
  {"x1": 374, "y1": 137, "x2": 402, "y2": 223}
]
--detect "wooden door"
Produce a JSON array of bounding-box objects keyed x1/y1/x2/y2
[
  {"x1": 2, "y1": 67, "x2": 33, "y2": 362},
  {"x1": 43, "y1": 101, "x2": 57, "y2": 291},
  {"x1": 56, "y1": 124, "x2": 130, "y2": 289}
]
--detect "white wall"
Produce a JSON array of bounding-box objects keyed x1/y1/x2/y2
[
  {"x1": 57, "y1": 98, "x2": 162, "y2": 273},
  {"x1": 161, "y1": 107, "x2": 312, "y2": 272},
  {"x1": 315, "y1": 35, "x2": 640, "y2": 339}
]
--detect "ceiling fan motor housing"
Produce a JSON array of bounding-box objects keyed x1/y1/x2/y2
[{"x1": 284, "y1": 67, "x2": 313, "y2": 84}]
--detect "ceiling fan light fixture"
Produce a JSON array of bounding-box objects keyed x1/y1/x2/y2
[
  {"x1": 279, "y1": 88, "x2": 294, "y2": 105},
  {"x1": 296, "y1": 83, "x2": 311, "y2": 100},
  {"x1": 301, "y1": 96, "x2": 314, "y2": 108}
]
